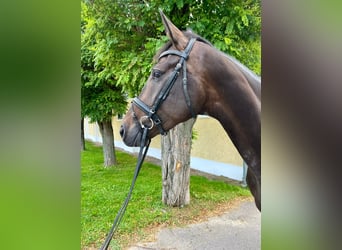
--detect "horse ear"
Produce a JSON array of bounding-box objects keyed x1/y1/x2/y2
[{"x1": 159, "y1": 10, "x2": 188, "y2": 50}]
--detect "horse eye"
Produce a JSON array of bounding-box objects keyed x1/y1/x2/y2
[{"x1": 152, "y1": 70, "x2": 163, "y2": 79}]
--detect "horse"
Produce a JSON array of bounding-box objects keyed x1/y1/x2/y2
[{"x1": 120, "y1": 11, "x2": 261, "y2": 211}]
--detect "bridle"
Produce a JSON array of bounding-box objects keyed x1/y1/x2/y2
[
  {"x1": 100, "y1": 38, "x2": 197, "y2": 250},
  {"x1": 132, "y1": 37, "x2": 197, "y2": 135}
]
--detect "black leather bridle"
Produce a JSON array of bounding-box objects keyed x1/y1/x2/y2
[
  {"x1": 132, "y1": 38, "x2": 197, "y2": 135},
  {"x1": 100, "y1": 38, "x2": 197, "y2": 250}
]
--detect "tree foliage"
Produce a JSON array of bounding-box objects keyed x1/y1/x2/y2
[
  {"x1": 188, "y1": 0, "x2": 261, "y2": 73},
  {"x1": 81, "y1": 0, "x2": 260, "y2": 100},
  {"x1": 81, "y1": 2, "x2": 127, "y2": 122}
]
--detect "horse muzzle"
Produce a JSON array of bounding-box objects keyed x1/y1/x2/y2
[{"x1": 120, "y1": 123, "x2": 138, "y2": 147}]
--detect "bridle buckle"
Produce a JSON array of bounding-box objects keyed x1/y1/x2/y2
[{"x1": 139, "y1": 116, "x2": 154, "y2": 130}]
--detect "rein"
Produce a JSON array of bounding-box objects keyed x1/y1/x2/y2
[
  {"x1": 133, "y1": 38, "x2": 197, "y2": 135},
  {"x1": 100, "y1": 128, "x2": 151, "y2": 250}
]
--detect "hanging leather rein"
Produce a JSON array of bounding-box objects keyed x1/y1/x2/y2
[
  {"x1": 133, "y1": 37, "x2": 197, "y2": 135},
  {"x1": 100, "y1": 128, "x2": 151, "y2": 250}
]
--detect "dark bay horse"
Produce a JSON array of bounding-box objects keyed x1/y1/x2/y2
[{"x1": 120, "y1": 12, "x2": 261, "y2": 211}]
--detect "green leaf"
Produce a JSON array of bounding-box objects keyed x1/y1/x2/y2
[
  {"x1": 176, "y1": 0, "x2": 184, "y2": 9},
  {"x1": 242, "y1": 15, "x2": 249, "y2": 26},
  {"x1": 224, "y1": 37, "x2": 232, "y2": 45}
]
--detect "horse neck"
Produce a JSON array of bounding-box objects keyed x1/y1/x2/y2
[{"x1": 202, "y1": 52, "x2": 261, "y2": 170}]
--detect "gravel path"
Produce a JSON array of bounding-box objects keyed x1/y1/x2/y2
[{"x1": 128, "y1": 200, "x2": 261, "y2": 250}]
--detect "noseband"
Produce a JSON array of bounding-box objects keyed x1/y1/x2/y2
[{"x1": 132, "y1": 38, "x2": 197, "y2": 135}]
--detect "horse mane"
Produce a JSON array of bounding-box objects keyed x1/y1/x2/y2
[
  {"x1": 223, "y1": 53, "x2": 261, "y2": 82},
  {"x1": 224, "y1": 53, "x2": 261, "y2": 99}
]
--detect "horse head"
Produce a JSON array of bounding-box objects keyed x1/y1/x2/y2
[{"x1": 120, "y1": 12, "x2": 206, "y2": 146}]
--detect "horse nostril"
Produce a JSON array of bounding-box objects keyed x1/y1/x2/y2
[{"x1": 119, "y1": 124, "x2": 125, "y2": 138}]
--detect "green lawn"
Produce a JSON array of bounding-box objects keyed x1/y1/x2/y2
[{"x1": 81, "y1": 141, "x2": 250, "y2": 249}]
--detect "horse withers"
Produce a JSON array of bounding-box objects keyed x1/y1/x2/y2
[{"x1": 120, "y1": 11, "x2": 261, "y2": 211}]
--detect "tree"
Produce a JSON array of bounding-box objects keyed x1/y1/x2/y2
[
  {"x1": 81, "y1": 117, "x2": 85, "y2": 151},
  {"x1": 81, "y1": 2, "x2": 127, "y2": 166},
  {"x1": 161, "y1": 118, "x2": 196, "y2": 206}
]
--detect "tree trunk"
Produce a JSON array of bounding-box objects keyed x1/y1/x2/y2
[
  {"x1": 161, "y1": 118, "x2": 196, "y2": 207},
  {"x1": 81, "y1": 117, "x2": 85, "y2": 151},
  {"x1": 98, "y1": 120, "x2": 116, "y2": 167}
]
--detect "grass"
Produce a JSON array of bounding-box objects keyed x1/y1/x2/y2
[{"x1": 81, "y1": 141, "x2": 251, "y2": 249}]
